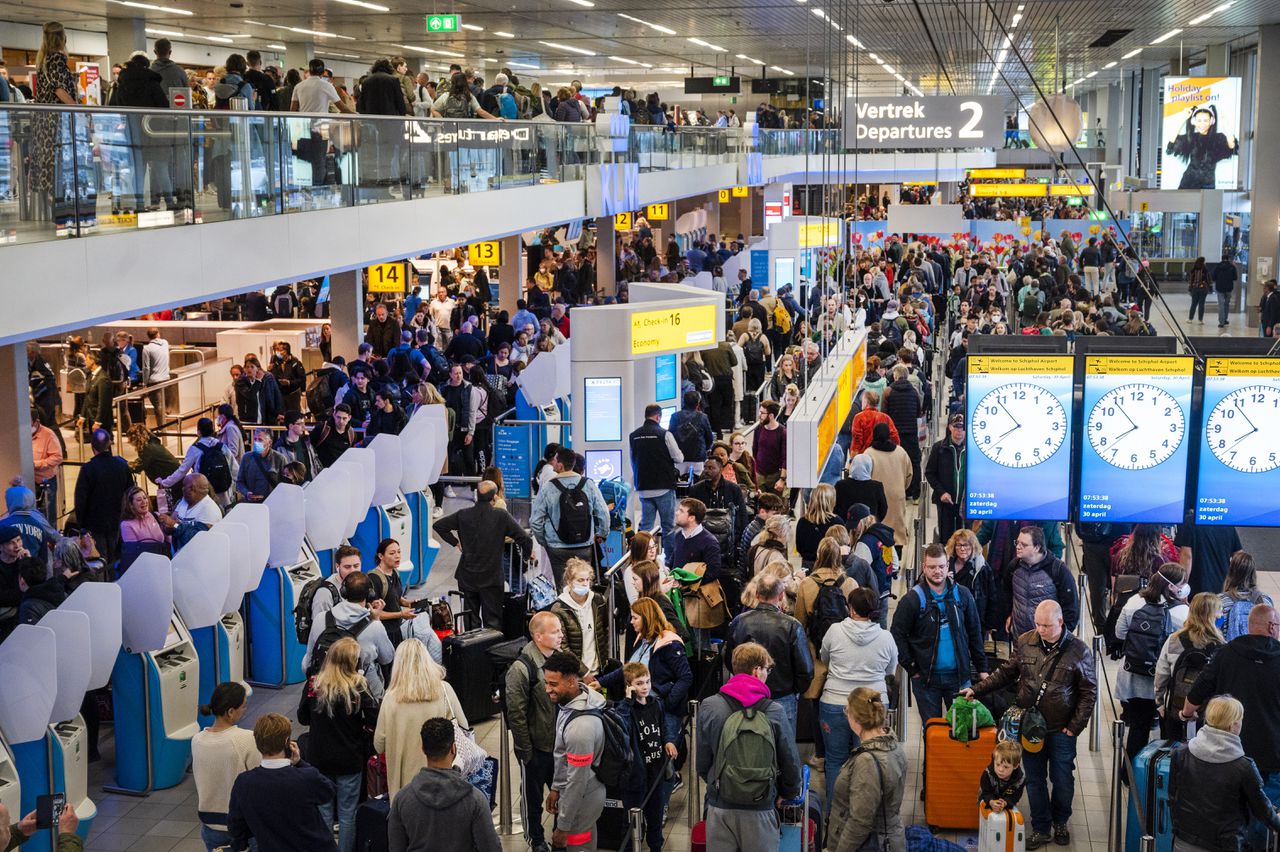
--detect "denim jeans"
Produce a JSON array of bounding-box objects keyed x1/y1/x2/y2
[
  {"x1": 1188, "y1": 289, "x2": 1209, "y2": 320},
  {"x1": 1249, "y1": 771, "x2": 1280, "y2": 851},
  {"x1": 318, "y1": 771, "x2": 361, "y2": 852},
  {"x1": 910, "y1": 672, "x2": 967, "y2": 726},
  {"x1": 819, "y1": 700, "x2": 861, "y2": 814},
  {"x1": 1022, "y1": 730, "x2": 1079, "y2": 832},
  {"x1": 773, "y1": 692, "x2": 799, "y2": 743},
  {"x1": 1218, "y1": 291, "x2": 1232, "y2": 326},
  {"x1": 639, "y1": 490, "x2": 677, "y2": 554},
  {"x1": 201, "y1": 825, "x2": 232, "y2": 852}
]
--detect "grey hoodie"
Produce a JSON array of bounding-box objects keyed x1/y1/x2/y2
[
  {"x1": 820, "y1": 618, "x2": 899, "y2": 706},
  {"x1": 387, "y1": 766, "x2": 501, "y2": 852},
  {"x1": 551, "y1": 686, "x2": 606, "y2": 836},
  {"x1": 1188, "y1": 724, "x2": 1245, "y2": 763},
  {"x1": 150, "y1": 57, "x2": 188, "y2": 94}
]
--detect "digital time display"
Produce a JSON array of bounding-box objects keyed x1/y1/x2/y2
[{"x1": 1196, "y1": 358, "x2": 1280, "y2": 526}]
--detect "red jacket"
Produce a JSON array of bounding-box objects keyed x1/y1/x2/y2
[{"x1": 850, "y1": 409, "x2": 899, "y2": 455}]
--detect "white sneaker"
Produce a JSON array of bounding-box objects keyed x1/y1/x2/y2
[
  {"x1": 432, "y1": 506, "x2": 443, "y2": 519},
  {"x1": 445, "y1": 486, "x2": 456, "y2": 498}
]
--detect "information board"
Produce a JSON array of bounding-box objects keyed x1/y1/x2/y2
[
  {"x1": 799, "y1": 221, "x2": 840, "y2": 248},
  {"x1": 965, "y1": 356, "x2": 1075, "y2": 520},
  {"x1": 469, "y1": 240, "x2": 502, "y2": 266},
  {"x1": 630, "y1": 304, "x2": 717, "y2": 356},
  {"x1": 718, "y1": 189, "x2": 730, "y2": 203},
  {"x1": 615, "y1": 212, "x2": 633, "y2": 230},
  {"x1": 732, "y1": 185, "x2": 749, "y2": 198},
  {"x1": 494, "y1": 424, "x2": 532, "y2": 499},
  {"x1": 646, "y1": 203, "x2": 670, "y2": 221},
  {"x1": 366, "y1": 262, "x2": 407, "y2": 293},
  {"x1": 817, "y1": 395, "x2": 839, "y2": 479},
  {"x1": 655, "y1": 354, "x2": 678, "y2": 402},
  {"x1": 583, "y1": 377, "x2": 623, "y2": 442},
  {"x1": 843, "y1": 95, "x2": 1004, "y2": 150},
  {"x1": 750, "y1": 249, "x2": 769, "y2": 292},
  {"x1": 1195, "y1": 358, "x2": 1280, "y2": 526},
  {"x1": 1079, "y1": 356, "x2": 1193, "y2": 524}
]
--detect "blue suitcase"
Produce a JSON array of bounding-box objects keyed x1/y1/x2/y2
[
  {"x1": 1125, "y1": 739, "x2": 1174, "y2": 852},
  {"x1": 355, "y1": 795, "x2": 390, "y2": 852},
  {"x1": 779, "y1": 765, "x2": 824, "y2": 851}
]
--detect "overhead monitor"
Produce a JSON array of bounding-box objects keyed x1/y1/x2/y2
[
  {"x1": 584, "y1": 449, "x2": 623, "y2": 483},
  {"x1": 1078, "y1": 356, "x2": 1193, "y2": 524},
  {"x1": 774, "y1": 257, "x2": 796, "y2": 292},
  {"x1": 660, "y1": 405, "x2": 676, "y2": 430},
  {"x1": 655, "y1": 354, "x2": 678, "y2": 402},
  {"x1": 1195, "y1": 358, "x2": 1280, "y2": 526},
  {"x1": 965, "y1": 355, "x2": 1075, "y2": 521},
  {"x1": 1160, "y1": 77, "x2": 1242, "y2": 190},
  {"x1": 583, "y1": 377, "x2": 623, "y2": 442},
  {"x1": 685, "y1": 76, "x2": 740, "y2": 94}
]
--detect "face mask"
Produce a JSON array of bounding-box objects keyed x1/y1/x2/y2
[
  {"x1": 252, "y1": 441, "x2": 265, "y2": 454},
  {"x1": 572, "y1": 584, "x2": 590, "y2": 598}
]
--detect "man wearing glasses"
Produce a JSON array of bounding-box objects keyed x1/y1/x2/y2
[
  {"x1": 924, "y1": 413, "x2": 967, "y2": 542},
  {"x1": 1002, "y1": 526, "x2": 1078, "y2": 639}
]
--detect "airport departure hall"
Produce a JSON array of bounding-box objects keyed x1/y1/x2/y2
[{"x1": 3, "y1": 0, "x2": 1280, "y2": 849}]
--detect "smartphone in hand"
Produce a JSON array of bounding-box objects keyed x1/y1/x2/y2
[{"x1": 36, "y1": 793, "x2": 65, "y2": 830}]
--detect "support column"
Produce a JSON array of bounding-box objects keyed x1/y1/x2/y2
[
  {"x1": 285, "y1": 42, "x2": 316, "y2": 73},
  {"x1": 497, "y1": 234, "x2": 524, "y2": 315},
  {"x1": 1248, "y1": 25, "x2": 1280, "y2": 326},
  {"x1": 704, "y1": 195, "x2": 721, "y2": 247},
  {"x1": 106, "y1": 17, "x2": 146, "y2": 67},
  {"x1": 1139, "y1": 67, "x2": 1163, "y2": 182},
  {"x1": 596, "y1": 216, "x2": 617, "y2": 295},
  {"x1": 329, "y1": 269, "x2": 363, "y2": 361},
  {"x1": 1205, "y1": 44, "x2": 1231, "y2": 75},
  {"x1": 0, "y1": 345, "x2": 34, "y2": 489}
]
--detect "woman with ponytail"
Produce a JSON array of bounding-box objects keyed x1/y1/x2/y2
[
  {"x1": 828, "y1": 686, "x2": 907, "y2": 852},
  {"x1": 191, "y1": 682, "x2": 260, "y2": 851}
]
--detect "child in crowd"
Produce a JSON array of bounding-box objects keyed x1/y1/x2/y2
[
  {"x1": 617, "y1": 662, "x2": 678, "y2": 852},
  {"x1": 979, "y1": 740, "x2": 1026, "y2": 814}
]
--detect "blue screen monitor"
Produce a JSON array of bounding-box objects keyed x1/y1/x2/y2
[
  {"x1": 655, "y1": 354, "x2": 678, "y2": 401},
  {"x1": 583, "y1": 377, "x2": 623, "y2": 442},
  {"x1": 585, "y1": 449, "x2": 623, "y2": 482},
  {"x1": 660, "y1": 406, "x2": 676, "y2": 430}
]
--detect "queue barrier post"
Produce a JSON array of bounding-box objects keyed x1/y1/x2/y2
[
  {"x1": 894, "y1": 666, "x2": 910, "y2": 742},
  {"x1": 1090, "y1": 635, "x2": 1105, "y2": 753},
  {"x1": 1107, "y1": 719, "x2": 1126, "y2": 852},
  {"x1": 497, "y1": 713, "x2": 516, "y2": 835},
  {"x1": 687, "y1": 700, "x2": 701, "y2": 830},
  {"x1": 1140, "y1": 836, "x2": 1155, "y2": 852},
  {"x1": 629, "y1": 807, "x2": 645, "y2": 852}
]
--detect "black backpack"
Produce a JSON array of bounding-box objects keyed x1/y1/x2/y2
[
  {"x1": 1165, "y1": 635, "x2": 1220, "y2": 722},
  {"x1": 307, "y1": 611, "x2": 372, "y2": 677},
  {"x1": 551, "y1": 478, "x2": 593, "y2": 545},
  {"x1": 1122, "y1": 601, "x2": 1171, "y2": 677},
  {"x1": 306, "y1": 370, "x2": 335, "y2": 418},
  {"x1": 198, "y1": 441, "x2": 232, "y2": 493},
  {"x1": 294, "y1": 578, "x2": 338, "y2": 644},
  {"x1": 703, "y1": 508, "x2": 736, "y2": 573},
  {"x1": 809, "y1": 574, "x2": 850, "y2": 647},
  {"x1": 743, "y1": 335, "x2": 766, "y2": 367},
  {"x1": 567, "y1": 705, "x2": 633, "y2": 788}
]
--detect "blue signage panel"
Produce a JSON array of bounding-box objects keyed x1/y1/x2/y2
[
  {"x1": 1078, "y1": 357, "x2": 1193, "y2": 524},
  {"x1": 1195, "y1": 358, "x2": 1280, "y2": 526},
  {"x1": 494, "y1": 424, "x2": 533, "y2": 499},
  {"x1": 655, "y1": 354, "x2": 678, "y2": 402},
  {"x1": 750, "y1": 249, "x2": 769, "y2": 293},
  {"x1": 583, "y1": 377, "x2": 622, "y2": 443}
]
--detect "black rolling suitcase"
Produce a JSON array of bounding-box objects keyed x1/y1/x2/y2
[
  {"x1": 596, "y1": 793, "x2": 629, "y2": 850},
  {"x1": 354, "y1": 795, "x2": 389, "y2": 852},
  {"x1": 443, "y1": 611, "x2": 504, "y2": 722}
]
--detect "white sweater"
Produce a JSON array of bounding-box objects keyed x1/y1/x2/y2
[{"x1": 191, "y1": 726, "x2": 261, "y2": 830}]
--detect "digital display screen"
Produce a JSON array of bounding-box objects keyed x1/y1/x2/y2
[
  {"x1": 660, "y1": 406, "x2": 676, "y2": 430},
  {"x1": 1078, "y1": 357, "x2": 1193, "y2": 524},
  {"x1": 583, "y1": 377, "x2": 623, "y2": 443},
  {"x1": 774, "y1": 257, "x2": 796, "y2": 292},
  {"x1": 1160, "y1": 77, "x2": 1242, "y2": 190},
  {"x1": 965, "y1": 356, "x2": 1075, "y2": 521},
  {"x1": 584, "y1": 449, "x2": 623, "y2": 482},
  {"x1": 655, "y1": 354, "x2": 678, "y2": 402},
  {"x1": 1195, "y1": 358, "x2": 1280, "y2": 526}
]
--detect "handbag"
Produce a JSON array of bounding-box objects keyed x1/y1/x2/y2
[
  {"x1": 860, "y1": 750, "x2": 893, "y2": 852},
  {"x1": 998, "y1": 645, "x2": 1065, "y2": 751},
  {"x1": 677, "y1": 562, "x2": 729, "y2": 629},
  {"x1": 451, "y1": 721, "x2": 488, "y2": 777}
]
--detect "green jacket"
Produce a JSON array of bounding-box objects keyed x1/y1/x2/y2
[
  {"x1": 503, "y1": 641, "x2": 557, "y2": 761},
  {"x1": 6, "y1": 825, "x2": 84, "y2": 852}
]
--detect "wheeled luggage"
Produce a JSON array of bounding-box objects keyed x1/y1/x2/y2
[
  {"x1": 779, "y1": 765, "x2": 823, "y2": 850},
  {"x1": 1125, "y1": 739, "x2": 1174, "y2": 852},
  {"x1": 354, "y1": 795, "x2": 390, "y2": 852},
  {"x1": 442, "y1": 620, "x2": 505, "y2": 722},
  {"x1": 596, "y1": 792, "x2": 629, "y2": 850},
  {"x1": 923, "y1": 717, "x2": 997, "y2": 829},
  {"x1": 979, "y1": 804, "x2": 1026, "y2": 852}
]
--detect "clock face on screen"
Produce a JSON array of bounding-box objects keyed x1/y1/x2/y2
[
  {"x1": 972, "y1": 382, "x2": 1068, "y2": 468},
  {"x1": 1086, "y1": 384, "x2": 1185, "y2": 470},
  {"x1": 1206, "y1": 385, "x2": 1280, "y2": 473}
]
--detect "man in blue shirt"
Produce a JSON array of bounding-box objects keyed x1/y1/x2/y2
[
  {"x1": 512, "y1": 299, "x2": 539, "y2": 340},
  {"x1": 686, "y1": 241, "x2": 709, "y2": 274}
]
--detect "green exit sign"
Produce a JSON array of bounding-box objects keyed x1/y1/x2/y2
[
  {"x1": 426, "y1": 14, "x2": 460, "y2": 32},
  {"x1": 713, "y1": 75, "x2": 731, "y2": 86}
]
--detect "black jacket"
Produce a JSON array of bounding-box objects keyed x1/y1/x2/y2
[
  {"x1": 726, "y1": 604, "x2": 814, "y2": 697},
  {"x1": 1187, "y1": 635, "x2": 1280, "y2": 772},
  {"x1": 1170, "y1": 733, "x2": 1280, "y2": 851},
  {"x1": 19, "y1": 576, "x2": 66, "y2": 625},
  {"x1": 924, "y1": 437, "x2": 966, "y2": 505},
  {"x1": 356, "y1": 71, "x2": 408, "y2": 116},
  {"x1": 296, "y1": 684, "x2": 378, "y2": 775},
  {"x1": 109, "y1": 64, "x2": 167, "y2": 108},
  {"x1": 433, "y1": 501, "x2": 532, "y2": 589},
  {"x1": 74, "y1": 453, "x2": 133, "y2": 538},
  {"x1": 364, "y1": 316, "x2": 402, "y2": 358},
  {"x1": 979, "y1": 762, "x2": 1025, "y2": 808},
  {"x1": 834, "y1": 478, "x2": 888, "y2": 526},
  {"x1": 890, "y1": 579, "x2": 986, "y2": 685},
  {"x1": 271, "y1": 356, "x2": 307, "y2": 408},
  {"x1": 882, "y1": 377, "x2": 921, "y2": 450},
  {"x1": 973, "y1": 630, "x2": 1097, "y2": 736}
]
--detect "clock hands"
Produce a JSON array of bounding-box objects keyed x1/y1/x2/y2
[{"x1": 996, "y1": 399, "x2": 1021, "y2": 430}]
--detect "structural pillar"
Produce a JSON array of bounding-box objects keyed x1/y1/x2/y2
[
  {"x1": 106, "y1": 17, "x2": 146, "y2": 67},
  {"x1": 329, "y1": 269, "x2": 362, "y2": 361},
  {"x1": 704, "y1": 195, "x2": 722, "y2": 246},
  {"x1": 285, "y1": 42, "x2": 316, "y2": 73},
  {"x1": 1248, "y1": 25, "x2": 1280, "y2": 326},
  {"x1": 497, "y1": 234, "x2": 524, "y2": 315},
  {"x1": 1205, "y1": 43, "x2": 1231, "y2": 75},
  {"x1": 596, "y1": 216, "x2": 617, "y2": 295},
  {"x1": 1139, "y1": 67, "x2": 1163, "y2": 182},
  {"x1": 0, "y1": 345, "x2": 34, "y2": 489}
]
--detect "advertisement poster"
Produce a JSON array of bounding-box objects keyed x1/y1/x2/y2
[
  {"x1": 76, "y1": 62, "x2": 101, "y2": 106},
  {"x1": 1160, "y1": 76, "x2": 1242, "y2": 190},
  {"x1": 1079, "y1": 357, "x2": 1193, "y2": 523},
  {"x1": 1196, "y1": 358, "x2": 1280, "y2": 526},
  {"x1": 965, "y1": 356, "x2": 1075, "y2": 521}
]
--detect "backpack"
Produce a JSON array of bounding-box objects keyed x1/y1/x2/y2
[
  {"x1": 710, "y1": 695, "x2": 778, "y2": 806},
  {"x1": 1165, "y1": 635, "x2": 1219, "y2": 722},
  {"x1": 442, "y1": 93, "x2": 474, "y2": 119},
  {"x1": 566, "y1": 705, "x2": 633, "y2": 788},
  {"x1": 273, "y1": 291, "x2": 295, "y2": 317},
  {"x1": 772, "y1": 301, "x2": 792, "y2": 334},
  {"x1": 1219, "y1": 592, "x2": 1265, "y2": 641},
  {"x1": 307, "y1": 611, "x2": 372, "y2": 677},
  {"x1": 496, "y1": 90, "x2": 518, "y2": 120},
  {"x1": 742, "y1": 335, "x2": 766, "y2": 368},
  {"x1": 294, "y1": 578, "x2": 339, "y2": 644},
  {"x1": 1122, "y1": 601, "x2": 1171, "y2": 677},
  {"x1": 551, "y1": 478, "x2": 593, "y2": 546},
  {"x1": 808, "y1": 573, "x2": 850, "y2": 647},
  {"x1": 675, "y1": 412, "x2": 702, "y2": 456},
  {"x1": 197, "y1": 441, "x2": 233, "y2": 493},
  {"x1": 882, "y1": 317, "x2": 904, "y2": 347},
  {"x1": 306, "y1": 370, "x2": 336, "y2": 418}
]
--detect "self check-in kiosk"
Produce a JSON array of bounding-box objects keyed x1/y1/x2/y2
[
  {"x1": 0, "y1": 736, "x2": 18, "y2": 826},
  {"x1": 219, "y1": 504, "x2": 268, "y2": 686},
  {"x1": 244, "y1": 485, "x2": 310, "y2": 687},
  {"x1": 0, "y1": 624, "x2": 60, "y2": 849},
  {"x1": 173, "y1": 530, "x2": 233, "y2": 728},
  {"x1": 352, "y1": 434, "x2": 418, "y2": 587},
  {"x1": 401, "y1": 406, "x2": 444, "y2": 582},
  {"x1": 111, "y1": 552, "x2": 200, "y2": 793}
]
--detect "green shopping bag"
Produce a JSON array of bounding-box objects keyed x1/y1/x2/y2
[{"x1": 945, "y1": 695, "x2": 996, "y2": 741}]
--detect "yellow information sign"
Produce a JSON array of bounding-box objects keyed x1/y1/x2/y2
[
  {"x1": 614, "y1": 212, "x2": 633, "y2": 230},
  {"x1": 718, "y1": 189, "x2": 730, "y2": 204},
  {"x1": 1085, "y1": 356, "x2": 1193, "y2": 375},
  {"x1": 837, "y1": 359, "x2": 854, "y2": 428},
  {"x1": 366, "y1": 262, "x2": 408, "y2": 293},
  {"x1": 1048, "y1": 183, "x2": 1094, "y2": 197},
  {"x1": 630, "y1": 304, "x2": 717, "y2": 356},
  {"x1": 799, "y1": 221, "x2": 840, "y2": 248},
  {"x1": 968, "y1": 167, "x2": 1027, "y2": 179},
  {"x1": 732, "y1": 185, "x2": 749, "y2": 198},
  {"x1": 1206, "y1": 357, "x2": 1280, "y2": 377},
  {"x1": 968, "y1": 355, "x2": 1075, "y2": 375},
  {"x1": 646, "y1": 203, "x2": 670, "y2": 221},
  {"x1": 1140, "y1": 201, "x2": 1150, "y2": 213},
  {"x1": 469, "y1": 240, "x2": 502, "y2": 266},
  {"x1": 970, "y1": 183, "x2": 1048, "y2": 198},
  {"x1": 817, "y1": 396, "x2": 839, "y2": 479}
]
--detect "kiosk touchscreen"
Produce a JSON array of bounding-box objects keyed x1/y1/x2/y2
[
  {"x1": 399, "y1": 408, "x2": 443, "y2": 582},
  {"x1": 352, "y1": 434, "x2": 417, "y2": 587},
  {"x1": 246, "y1": 485, "x2": 313, "y2": 686},
  {"x1": 112, "y1": 553, "x2": 199, "y2": 793}
]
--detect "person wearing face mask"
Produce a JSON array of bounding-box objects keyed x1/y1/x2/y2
[
  {"x1": 270, "y1": 341, "x2": 306, "y2": 413},
  {"x1": 1113, "y1": 562, "x2": 1189, "y2": 761},
  {"x1": 434, "y1": 480, "x2": 533, "y2": 631},
  {"x1": 548, "y1": 558, "x2": 609, "y2": 676},
  {"x1": 235, "y1": 428, "x2": 286, "y2": 503}
]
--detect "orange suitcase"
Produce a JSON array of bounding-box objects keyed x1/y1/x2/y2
[{"x1": 923, "y1": 716, "x2": 998, "y2": 830}]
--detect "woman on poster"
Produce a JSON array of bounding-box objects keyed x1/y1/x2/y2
[{"x1": 1165, "y1": 103, "x2": 1238, "y2": 189}]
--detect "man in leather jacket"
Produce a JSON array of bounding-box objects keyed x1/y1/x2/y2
[
  {"x1": 725, "y1": 572, "x2": 814, "y2": 741},
  {"x1": 964, "y1": 600, "x2": 1096, "y2": 850}
]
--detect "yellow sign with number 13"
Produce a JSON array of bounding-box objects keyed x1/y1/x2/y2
[{"x1": 366, "y1": 262, "x2": 407, "y2": 293}]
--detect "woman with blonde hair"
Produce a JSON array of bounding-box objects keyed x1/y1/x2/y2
[
  {"x1": 748, "y1": 513, "x2": 790, "y2": 577},
  {"x1": 33, "y1": 22, "x2": 77, "y2": 207},
  {"x1": 373, "y1": 638, "x2": 468, "y2": 795},
  {"x1": 737, "y1": 317, "x2": 771, "y2": 391},
  {"x1": 946, "y1": 527, "x2": 997, "y2": 635},
  {"x1": 1154, "y1": 592, "x2": 1224, "y2": 739},
  {"x1": 795, "y1": 483, "x2": 841, "y2": 569},
  {"x1": 298, "y1": 637, "x2": 376, "y2": 852},
  {"x1": 770, "y1": 352, "x2": 800, "y2": 401},
  {"x1": 828, "y1": 687, "x2": 907, "y2": 852}
]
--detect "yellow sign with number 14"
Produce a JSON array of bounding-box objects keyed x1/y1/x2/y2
[{"x1": 366, "y1": 262, "x2": 407, "y2": 293}]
